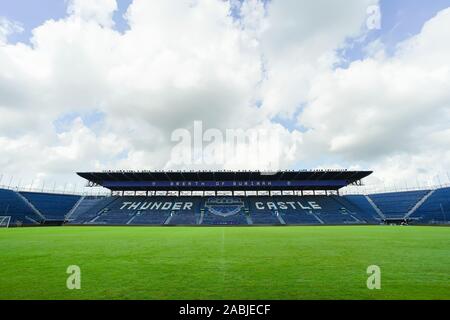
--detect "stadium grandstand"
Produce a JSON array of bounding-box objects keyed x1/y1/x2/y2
[{"x1": 0, "y1": 170, "x2": 449, "y2": 227}]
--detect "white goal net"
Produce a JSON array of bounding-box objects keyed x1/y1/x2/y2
[{"x1": 0, "y1": 216, "x2": 11, "y2": 228}]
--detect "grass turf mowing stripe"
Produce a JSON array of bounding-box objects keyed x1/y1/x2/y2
[{"x1": 0, "y1": 226, "x2": 449, "y2": 300}]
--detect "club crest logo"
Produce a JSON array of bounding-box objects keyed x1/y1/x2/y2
[{"x1": 205, "y1": 197, "x2": 245, "y2": 217}]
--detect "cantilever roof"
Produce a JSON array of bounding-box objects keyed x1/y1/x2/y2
[{"x1": 77, "y1": 170, "x2": 372, "y2": 191}]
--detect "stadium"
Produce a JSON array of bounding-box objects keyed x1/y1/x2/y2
[
  {"x1": 1, "y1": 169, "x2": 449, "y2": 227},
  {"x1": 1, "y1": 169, "x2": 449, "y2": 300},
  {"x1": 1, "y1": 0, "x2": 450, "y2": 304}
]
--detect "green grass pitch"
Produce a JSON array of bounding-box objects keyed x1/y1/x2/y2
[{"x1": 0, "y1": 226, "x2": 449, "y2": 300}]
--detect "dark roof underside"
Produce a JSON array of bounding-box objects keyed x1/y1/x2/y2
[{"x1": 77, "y1": 170, "x2": 372, "y2": 191}]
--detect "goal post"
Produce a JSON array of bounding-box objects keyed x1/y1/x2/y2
[{"x1": 0, "y1": 216, "x2": 11, "y2": 228}]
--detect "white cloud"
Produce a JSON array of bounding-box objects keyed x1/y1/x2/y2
[
  {"x1": 298, "y1": 7, "x2": 450, "y2": 185},
  {"x1": 258, "y1": 0, "x2": 378, "y2": 119},
  {"x1": 67, "y1": 0, "x2": 118, "y2": 28},
  {"x1": 0, "y1": 17, "x2": 23, "y2": 44},
  {"x1": 0, "y1": 1, "x2": 449, "y2": 192}
]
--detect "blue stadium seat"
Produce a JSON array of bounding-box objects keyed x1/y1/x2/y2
[
  {"x1": 368, "y1": 190, "x2": 430, "y2": 219},
  {"x1": 168, "y1": 200, "x2": 202, "y2": 225},
  {"x1": 201, "y1": 211, "x2": 248, "y2": 225},
  {"x1": 20, "y1": 192, "x2": 81, "y2": 221},
  {"x1": 247, "y1": 196, "x2": 364, "y2": 225},
  {"x1": 0, "y1": 189, "x2": 44, "y2": 225},
  {"x1": 249, "y1": 210, "x2": 282, "y2": 225},
  {"x1": 409, "y1": 187, "x2": 450, "y2": 224},
  {"x1": 83, "y1": 197, "x2": 200, "y2": 225},
  {"x1": 168, "y1": 211, "x2": 200, "y2": 225},
  {"x1": 3, "y1": 187, "x2": 446, "y2": 226},
  {"x1": 341, "y1": 195, "x2": 382, "y2": 223},
  {"x1": 66, "y1": 195, "x2": 380, "y2": 226},
  {"x1": 201, "y1": 197, "x2": 249, "y2": 225},
  {"x1": 67, "y1": 197, "x2": 119, "y2": 224}
]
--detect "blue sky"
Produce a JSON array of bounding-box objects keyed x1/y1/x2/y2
[
  {"x1": 3, "y1": 0, "x2": 449, "y2": 145},
  {"x1": 0, "y1": 0, "x2": 133, "y2": 42},
  {"x1": 265, "y1": 0, "x2": 450, "y2": 131},
  {"x1": 2, "y1": 0, "x2": 449, "y2": 128},
  {"x1": 340, "y1": 0, "x2": 450, "y2": 65},
  {"x1": 1, "y1": 0, "x2": 450, "y2": 187},
  {"x1": 2, "y1": 0, "x2": 449, "y2": 76},
  {"x1": 3, "y1": 0, "x2": 449, "y2": 48}
]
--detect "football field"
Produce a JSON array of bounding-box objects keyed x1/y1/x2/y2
[{"x1": 0, "y1": 226, "x2": 449, "y2": 300}]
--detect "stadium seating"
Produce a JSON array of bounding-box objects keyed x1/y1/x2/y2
[
  {"x1": 201, "y1": 197, "x2": 249, "y2": 225},
  {"x1": 409, "y1": 187, "x2": 450, "y2": 224},
  {"x1": 94, "y1": 211, "x2": 136, "y2": 224},
  {"x1": 129, "y1": 211, "x2": 171, "y2": 225},
  {"x1": 247, "y1": 196, "x2": 317, "y2": 224},
  {"x1": 201, "y1": 211, "x2": 249, "y2": 225},
  {"x1": 246, "y1": 196, "x2": 366, "y2": 225},
  {"x1": 2, "y1": 187, "x2": 449, "y2": 226},
  {"x1": 68, "y1": 197, "x2": 118, "y2": 224},
  {"x1": 167, "y1": 199, "x2": 202, "y2": 225},
  {"x1": 318, "y1": 213, "x2": 359, "y2": 224},
  {"x1": 289, "y1": 196, "x2": 356, "y2": 225},
  {"x1": 0, "y1": 189, "x2": 44, "y2": 225},
  {"x1": 280, "y1": 211, "x2": 321, "y2": 224},
  {"x1": 20, "y1": 192, "x2": 81, "y2": 221},
  {"x1": 368, "y1": 190, "x2": 430, "y2": 219},
  {"x1": 249, "y1": 210, "x2": 282, "y2": 225},
  {"x1": 247, "y1": 197, "x2": 281, "y2": 225},
  {"x1": 80, "y1": 197, "x2": 201, "y2": 225},
  {"x1": 168, "y1": 211, "x2": 200, "y2": 225},
  {"x1": 340, "y1": 195, "x2": 382, "y2": 223}
]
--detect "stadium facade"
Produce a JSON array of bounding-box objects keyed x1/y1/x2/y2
[{"x1": 0, "y1": 170, "x2": 449, "y2": 227}]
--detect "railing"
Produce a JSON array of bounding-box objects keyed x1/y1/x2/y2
[
  {"x1": 2, "y1": 182, "x2": 450, "y2": 198},
  {"x1": 341, "y1": 182, "x2": 450, "y2": 196},
  {"x1": 0, "y1": 184, "x2": 109, "y2": 197}
]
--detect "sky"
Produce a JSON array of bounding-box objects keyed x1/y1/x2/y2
[{"x1": 0, "y1": 0, "x2": 450, "y2": 193}]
